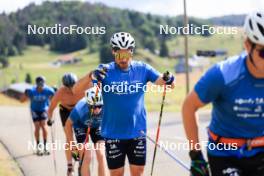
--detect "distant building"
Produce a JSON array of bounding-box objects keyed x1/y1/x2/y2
[
  {"x1": 174, "y1": 55, "x2": 210, "y2": 73},
  {"x1": 3, "y1": 82, "x2": 32, "y2": 100},
  {"x1": 196, "y1": 49, "x2": 227, "y2": 57},
  {"x1": 52, "y1": 54, "x2": 82, "y2": 67}
]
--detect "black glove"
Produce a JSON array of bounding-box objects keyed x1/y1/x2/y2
[
  {"x1": 92, "y1": 64, "x2": 109, "y2": 82},
  {"x1": 189, "y1": 150, "x2": 210, "y2": 176},
  {"x1": 162, "y1": 71, "x2": 175, "y2": 85},
  {"x1": 47, "y1": 119, "x2": 54, "y2": 126}
]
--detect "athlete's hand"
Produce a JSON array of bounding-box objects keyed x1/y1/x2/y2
[
  {"x1": 92, "y1": 64, "x2": 109, "y2": 82},
  {"x1": 162, "y1": 71, "x2": 175, "y2": 85},
  {"x1": 71, "y1": 147, "x2": 80, "y2": 161},
  {"x1": 47, "y1": 119, "x2": 54, "y2": 126},
  {"x1": 189, "y1": 150, "x2": 209, "y2": 176}
]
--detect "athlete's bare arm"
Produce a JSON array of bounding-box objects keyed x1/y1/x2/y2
[
  {"x1": 182, "y1": 90, "x2": 206, "y2": 150},
  {"x1": 72, "y1": 72, "x2": 93, "y2": 94},
  {"x1": 47, "y1": 89, "x2": 61, "y2": 120},
  {"x1": 65, "y1": 118, "x2": 74, "y2": 143}
]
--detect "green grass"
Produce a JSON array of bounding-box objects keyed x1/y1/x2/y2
[
  {"x1": 0, "y1": 31, "x2": 243, "y2": 111},
  {"x1": 167, "y1": 27, "x2": 244, "y2": 56}
]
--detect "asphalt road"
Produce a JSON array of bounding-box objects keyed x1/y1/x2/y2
[{"x1": 0, "y1": 106, "x2": 211, "y2": 176}]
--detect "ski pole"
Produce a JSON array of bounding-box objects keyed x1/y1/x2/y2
[
  {"x1": 28, "y1": 108, "x2": 34, "y2": 153},
  {"x1": 150, "y1": 78, "x2": 168, "y2": 176},
  {"x1": 141, "y1": 131, "x2": 190, "y2": 171},
  {"x1": 50, "y1": 124, "x2": 57, "y2": 175}
]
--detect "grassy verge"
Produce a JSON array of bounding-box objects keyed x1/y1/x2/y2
[{"x1": 0, "y1": 143, "x2": 23, "y2": 176}]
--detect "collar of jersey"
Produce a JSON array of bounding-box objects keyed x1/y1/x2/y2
[{"x1": 114, "y1": 63, "x2": 131, "y2": 72}]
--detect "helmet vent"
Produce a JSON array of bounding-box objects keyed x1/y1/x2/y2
[
  {"x1": 253, "y1": 35, "x2": 259, "y2": 41},
  {"x1": 249, "y1": 19, "x2": 254, "y2": 30},
  {"x1": 118, "y1": 41, "x2": 124, "y2": 47},
  {"x1": 257, "y1": 23, "x2": 264, "y2": 36},
  {"x1": 122, "y1": 36, "x2": 125, "y2": 42},
  {"x1": 257, "y1": 13, "x2": 262, "y2": 18},
  {"x1": 111, "y1": 41, "x2": 118, "y2": 46}
]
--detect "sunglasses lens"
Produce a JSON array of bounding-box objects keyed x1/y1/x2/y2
[
  {"x1": 259, "y1": 49, "x2": 264, "y2": 58},
  {"x1": 93, "y1": 105, "x2": 102, "y2": 109}
]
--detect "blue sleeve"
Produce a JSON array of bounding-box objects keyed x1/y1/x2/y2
[
  {"x1": 194, "y1": 65, "x2": 225, "y2": 103},
  {"x1": 69, "y1": 108, "x2": 80, "y2": 125},
  {"x1": 25, "y1": 89, "x2": 32, "y2": 98},
  {"x1": 145, "y1": 63, "x2": 160, "y2": 83},
  {"x1": 48, "y1": 88, "x2": 55, "y2": 97}
]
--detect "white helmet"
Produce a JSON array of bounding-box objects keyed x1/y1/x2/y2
[
  {"x1": 85, "y1": 87, "x2": 103, "y2": 106},
  {"x1": 244, "y1": 11, "x2": 264, "y2": 45},
  {"x1": 110, "y1": 32, "x2": 135, "y2": 49}
]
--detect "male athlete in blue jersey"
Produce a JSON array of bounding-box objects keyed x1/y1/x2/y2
[
  {"x1": 21, "y1": 76, "x2": 54, "y2": 155},
  {"x1": 73, "y1": 32, "x2": 175, "y2": 176},
  {"x1": 182, "y1": 11, "x2": 264, "y2": 176},
  {"x1": 65, "y1": 87, "x2": 106, "y2": 176}
]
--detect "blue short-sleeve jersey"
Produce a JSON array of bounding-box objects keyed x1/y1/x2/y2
[
  {"x1": 69, "y1": 98, "x2": 102, "y2": 129},
  {"x1": 100, "y1": 61, "x2": 160, "y2": 139},
  {"x1": 26, "y1": 86, "x2": 54, "y2": 112},
  {"x1": 195, "y1": 52, "x2": 264, "y2": 157}
]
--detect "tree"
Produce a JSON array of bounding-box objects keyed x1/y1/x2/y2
[
  {"x1": 0, "y1": 56, "x2": 9, "y2": 68},
  {"x1": 159, "y1": 39, "x2": 169, "y2": 57},
  {"x1": 99, "y1": 44, "x2": 113, "y2": 63},
  {"x1": 25, "y1": 73, "x2": 32, "y2": 83},
  {"x1": 144, "y1": 38, "x2": 157, "y2": 54}
]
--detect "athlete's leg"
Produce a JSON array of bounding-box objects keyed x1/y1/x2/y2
[
  {"x1": 90, "y1": 127, "x2": 107, "y2": 176},
  {"x1": 109, "y1": 168, "x2": 124, "y2": 176},
  {"x1": 208, "y1": 153, "x2": 242, "y2": 176},
  {"x1": 127, "y1": 137, "x2": 146, "y2": 176},
  {"x1": 33, "y1": 121, "x2": 40, "y2": 144},
  {"x1": 80, "y1": 148, "x2": 92, "y2": 176},
  {"x1": 94, "y1": 140, "x2": 107, "y2": 176},
  {"x1": 105, "y1": 139, "x2": 126, "y2": 176},
  {"x1": 240, "y1": 152, "x2": 264, "y2": 176},
  {"x1": 129, "y1": 165, "x2": 144, "y2": 176},
  {"x1": 60, "y1": 106, "x2": 73, "y2": 173},
  {"x1": 64, "y1": 127, "x2": 73, "y2": 163},
  {"x1": 40, "y1": 120, "x2": 48, "y2": 144}
]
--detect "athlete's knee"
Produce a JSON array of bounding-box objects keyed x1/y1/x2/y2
[
  {"x1": 130, "y1": 165, "x2": 144, "y2": 176},
  {"x1": 110, "y1": 167, "x2": 124, "y2": 176}
]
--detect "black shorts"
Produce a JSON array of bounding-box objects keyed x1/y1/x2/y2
[
  {"x1": 105, "y1": 136, "x2": 146, "y2": 170},
  {"x1": 31, "y1": 111, "x2": 48, "y2": 122},
  {"x1": 74, "y1": 126, "x2": 103, "y2": 144},
  {"x1": 208, "y1": 152, "x2": 264, "y2": 176},
  {"x1": 59, "y1": 105, "x2": 71, "y2": 127}
]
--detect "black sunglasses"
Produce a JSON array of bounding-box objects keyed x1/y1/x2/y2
[
  {"x1": 91, "y1": 105, "x2": 103, "y2": 109},
  {"x1": 255, "y1": 47, "x2": 264, "y2": 58}
]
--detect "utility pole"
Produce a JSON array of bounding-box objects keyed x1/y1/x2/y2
[{"x1": 183, "y1": 0, "x2": 190, "y2": 94}]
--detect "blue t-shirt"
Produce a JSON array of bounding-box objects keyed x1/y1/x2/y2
[
  {"x1": 195, "y1": 52, "x2": 264, "y2": 157},
  {"x1": 26, "y1": 86, "x2": 54, "y2": 112},
  {"x1": 69, "y1": 98, "x2": 102, "y2": 129},
  {"x1": 100, "y1": 61, "x2": 160, "y2": 139}
]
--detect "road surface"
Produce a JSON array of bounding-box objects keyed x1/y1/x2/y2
[{"x1": 0, "y1": 106, "x2": 211, "y2": 176}]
